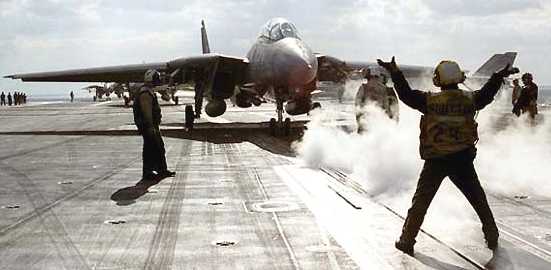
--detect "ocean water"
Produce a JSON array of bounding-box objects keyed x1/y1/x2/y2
[
  {"x1": 10, "y1": 85, "x2": 551, "y2": 105},
  {"x1": 540, "y1": 86, "x2": 551, "y2": 104}
]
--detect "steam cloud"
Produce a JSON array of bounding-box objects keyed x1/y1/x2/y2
[{"x1": 293, "y1": 79, "x2": 550, "y2": 245}]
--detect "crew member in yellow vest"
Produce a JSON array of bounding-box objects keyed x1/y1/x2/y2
[{"x1": 378, "y1": 57, "x2": 518, "y2": 256}]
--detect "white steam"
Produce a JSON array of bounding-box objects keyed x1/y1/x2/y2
[{"x1": 294, "y1": 79, "x2": 550, "y2": 245}]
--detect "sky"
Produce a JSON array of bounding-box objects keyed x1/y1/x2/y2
[{"x1": 1, "y1": 0, "x2": 550, "y2": 96}]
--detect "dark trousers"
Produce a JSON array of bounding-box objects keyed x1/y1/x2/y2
[
  {"x1": 400, "y1": 154, "x2": 498, "y2": 244},
  {"x1": 0, "y1": 99, "x2": 5, "y2": 106},
  {"x1": 141, "y1": 127, "x2": 168, "y2": 177}
]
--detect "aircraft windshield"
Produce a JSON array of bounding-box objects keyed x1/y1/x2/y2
[{"x1": 260, "y1": 18, "x2": 300, "y2": 41}]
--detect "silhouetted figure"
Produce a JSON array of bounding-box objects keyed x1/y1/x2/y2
[
  {"x1": 23, "y1": 93, "x2": 27, "y2": 104},
  {"x1": 7, "y1": 92, "x2": 12, "y2": 106},
  {"x1": 133, "y1": 69, "x2": 176, "y2": 180},
  {"x1": 378, "y1": 57, "x2": 518, "y2": 256},
  {"x1": 513, "y1": 73, "x2": 538, "y2": 122},
  {"x1": 355, "y1": 68, "x2": 399, "y2": 133},
  {"x1": 511, "y1": 79, "x2": 521, "y2": 106},
  {"x1": 70, "y1": 91, "x2": 74, "y2": 102},
  {"x1": 0, "y1": 92, "x2": 5, "y2": 106}
]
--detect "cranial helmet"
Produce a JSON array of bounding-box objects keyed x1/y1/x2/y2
[
  {"x1": 521, "y1": 72, "x2": 533, "y2": 81},
  {"x1": 433, "y1": 60, "x2": 466, "y2": 87},
  {"x1": 144, "y1": 69, "x2": 161, "y2": 85}
]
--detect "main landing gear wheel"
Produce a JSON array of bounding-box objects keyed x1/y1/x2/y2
[
  {"x1": 185, "y1": 105, "x2": 194, "y2": 131},
  {"x1": 284, "y1": 117, "x2": 291, "y2": 136},
  {"x1": 312, "y1": 102, "x2": 321, "y2": 110},
  {"x1": 269, "y1": 118, "x2": 277, "y2": 136}
]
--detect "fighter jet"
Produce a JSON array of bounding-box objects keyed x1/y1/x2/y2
[
  {"x1": 82, "y1": 84, "x2": 112, "y2": 102},
  {"x1": 5, "y1": 18, "x2": 517, "y2": 135}
]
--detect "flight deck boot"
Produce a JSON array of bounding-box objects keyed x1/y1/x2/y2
[
  {"x1": 395, "y1": 238, "x2": 415, "y2": 256},
  {"x1": 485, "y1": 231, "x2": 499, "y2": 251}
]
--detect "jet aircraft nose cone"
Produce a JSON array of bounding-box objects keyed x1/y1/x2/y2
[{"x1": 274, "y1": 38, "x2": 317, "y2": 87}]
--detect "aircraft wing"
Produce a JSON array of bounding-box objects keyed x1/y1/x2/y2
[
  {"x1": 318, "y1": 52, "x2": 517, "y2": 82},
  {"x1": 4, "y1": 62, "x2": 168, "y2": 82},
  {"x1": 4, "y1": 54, "x2": 248, "y2": 84},
  {"x1": 316, "y1": 54, "x2": 433, "y2": 82},
  {"x1": 345, "y1": 61, "x2": 434, "y2": 77}
]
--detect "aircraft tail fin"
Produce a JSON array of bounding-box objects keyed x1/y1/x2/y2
[
  {"x1": 201, "y1": 20, "x2": 211, "y2": 54},
  {"x1": 473, "y1": 52, "x2": 517, "y2": 77}
]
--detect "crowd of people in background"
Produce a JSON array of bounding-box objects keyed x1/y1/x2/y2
[{"x1": 0, "y1": 91, "x2": 28, "y2": 106}]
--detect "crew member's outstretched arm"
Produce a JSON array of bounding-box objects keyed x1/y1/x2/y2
[
  {"x1": 378, "y1": 57, "x2": 427, "y2": 113},
  {"x1": 473, "y1": 74, "x2": 505, "y2": 110},
  {"x1": 474, "y1": 64, "x2": 519, "y2": 110}
]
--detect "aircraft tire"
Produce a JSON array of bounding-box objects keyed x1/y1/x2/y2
[
  {"x1": 312, "y1": 102, "x2": 321, "y2": 110},
  {"x1": 269, "y1": 118, "x2": 277, "y2": 136},
  {"x1": 284, "y1": 118, "x2": 291, "y2": 136},
  {"x1": 185, "y1": 105, "x2": 194, "y2": 130}
]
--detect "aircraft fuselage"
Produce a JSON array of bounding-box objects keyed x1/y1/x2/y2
[{"x1": 246, "y1": 37, "x2": 317, "y2": 96}]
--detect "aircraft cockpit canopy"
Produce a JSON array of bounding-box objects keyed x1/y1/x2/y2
[{"x1": 260, "y1": 18, "x2": 301, "y2": 41}]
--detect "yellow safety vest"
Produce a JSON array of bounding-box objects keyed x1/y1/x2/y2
[{"x1": 419, "y1": 89, "x2": 478, "y2": 159}]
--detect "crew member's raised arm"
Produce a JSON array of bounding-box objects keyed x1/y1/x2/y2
[
  {"x1": 390, "y1": 70, "x2": 427, "y2": 113},
  {"x1": 378, "y1": 57, "x2": 427, "y2": 113},
  {"x1": 474, "y1": 65, "x2": 518, "y2": 110},
  {"x1": 473, "y1": 73, "x2": 505, "y2": 110}
]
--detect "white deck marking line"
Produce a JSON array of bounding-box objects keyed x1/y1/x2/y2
[
  {"x1": 250, "y1": 168, "x2": 301, "y2": 270},
  {"x1": 321, "y1": 167, "x2": 551, "y2": 266},
  {"x1": 496, "y1": 221, "x2": 551, "y2": 261},
  {"x1": 25, "y1": 101, "x2": 64, "y2": 106},
  {"x1": 90, "y1": 100, "x2": 114, "y2": 107},
  {"x1": 316, "y1": 222, "x2": 342, "y2": 270},
  {"x1": 317, "y1": 167, "x2": 486, "y2": 270},
  {"x1": 274, "y1": 165, "x2": 395, "y2": 269}
]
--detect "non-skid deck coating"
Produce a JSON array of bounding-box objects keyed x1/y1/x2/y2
[{"x1": 0, "y1": 97, "x2": 549, "y2": 269}]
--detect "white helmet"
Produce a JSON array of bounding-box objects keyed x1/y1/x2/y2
[
  {"x1": 144, "y1": 69, "x2": 161, "y2": 85},
  {"x1": 433, "y1": 60, "x2": 466, "y2": 87}
]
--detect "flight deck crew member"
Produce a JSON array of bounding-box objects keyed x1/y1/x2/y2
[
  {"x1": 513, "y1": 73, "x2": 538, "y2": 121},
  {"x1": 511, "y1": 79, "x2": 521, "y2": 106},
  {"x1": 1, "y1": 92, "x2": 5, "y2": 106},
  {"x1": 7, "y1": 92, "x2": 12, "y2": 106},
  {"x1": 355, "y1": 69, "x2": 399, "y2": 133},
  {"x1": 70, "y1": 91, "x2": 74, "y2": 102},
  {"x1": 133, "y1": 69, "x2": 176, "y2": 180},
  {"x1": 378, "y1": 57, "x2": 518, "y2": 256}
]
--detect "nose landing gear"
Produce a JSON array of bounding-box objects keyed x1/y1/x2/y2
[
  {"x1": 185, "y1": 105, "x2": 194, "y2": 131},
  {"x1": 269, "y1": 98, "x2": 292, "y2": 136}
]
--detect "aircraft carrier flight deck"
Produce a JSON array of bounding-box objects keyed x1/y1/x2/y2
[{"x1": 0, "y1": 95, "x2": 550, "y2": 270}]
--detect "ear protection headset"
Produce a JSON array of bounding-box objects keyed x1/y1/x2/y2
[{"x1": 433, "y1": 60, "x2": 466, "y2": 87}]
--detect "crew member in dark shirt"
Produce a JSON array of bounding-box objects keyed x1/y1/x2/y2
[
  {"x1": 133, "y1": 69, "x2": 176, "y2": 180},
  {"x1": 377, "y1": 57, "x2": 518, "y2": 256},
  {"x1": 513, "y1": 72, "x2": 538, "y2": 121}
]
